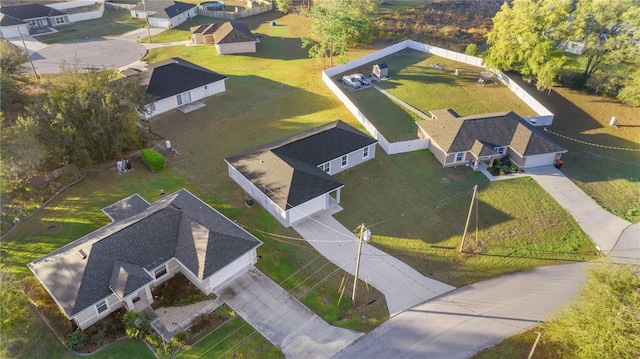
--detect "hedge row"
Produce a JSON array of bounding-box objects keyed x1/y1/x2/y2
[{"x1": 140, "y1": 149, "x2": 165, "y2": 172}]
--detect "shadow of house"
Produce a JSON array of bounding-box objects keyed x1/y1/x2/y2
[{"x1": 28, "y1": 189, "x2": 262, "y2": 330}]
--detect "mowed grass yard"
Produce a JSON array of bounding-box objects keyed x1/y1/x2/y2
[
  {"x1": 36, "y1": 8, "x2": 144, "y2": 44},
  {"x1": 337, "y1": 48, "x2": 537, "y2": 141}
]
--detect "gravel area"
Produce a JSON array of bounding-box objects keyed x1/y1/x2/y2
[{"x1": 154, "y1": 297, "x2": 221, "y2": 332}]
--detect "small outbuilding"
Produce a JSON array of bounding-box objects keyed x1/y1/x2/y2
[{"x1": 373, "y1": 63, "x2": 388, "y2": 78}]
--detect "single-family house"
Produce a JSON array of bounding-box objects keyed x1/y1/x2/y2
[
  {"x1": 130, "y1": 1, "x2": 196, "y2": 29},
  {"x1": 28, "y1": 189, "x2": 262, "y2": 330},
  {"x1": 125, "y1": 57, "x2": 227, "y2": 118},
  {"x1": 416, "y1": 111, "x2": 566, "y2": 170},
  {"x1": 191, "y1": 22, "x2": 257, "y2": 55},
  {"x1": 0, "y1": 3, "x2": 69, "y2": 38},
  {"x1": 225, "y1": 120, "x2": 377, "y2": 228}
]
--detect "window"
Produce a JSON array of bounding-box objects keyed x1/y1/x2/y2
[
  {"x1": 318, "y1": 162, "x2": 330, "y2": 173},
  {"x1": 96, "y1": 300, "x2": 108, "y2": 314},
  {"x1": 55, "y1": 16, "x2": 65, "y2": 24},
  {"x1": 176, "y1": 91, "x2": 191, "y2": 105},
  {"x1": 363, "y1": 146, "x2": 369, "y2": 159},
  {"x1": 153, "y1": 265, "x2": 167, "y2": 279},
  {"x1": 341, "y1": 155, "x2": 348, "y2": 167},
  {"x1": 455, "y1": 152, "x2": 465, "y2": 163},
  {"x1": 493, "y1": 146, "x2": 506, "y2": 155}
]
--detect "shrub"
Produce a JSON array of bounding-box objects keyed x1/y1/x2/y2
[
  {"x1": 171, "y1": 331, "x2": 188, "y2": 348},
  {"x1": 465, "y1": 43, "x2": 478, "y2": 56},
  {"x1": 499, "y1": 170, "x2": 506, "y2": 176},
  {"x1": 510, "y1": 164, "x2": 518, "y2": 171},
  {"x1": 122, "y1": 311, "x2": 150, "y2": 339},
  {"x1": 140, "y1": 148, "x2": 165, "y2": 172},
  {"x1": 495, "y1": 159, "x2": 503, "y2": 166},
  {"x1": 189, "y1": 313, "x2": 214, "y2": 334},
  {"x1": 66, "y1": 330, "x2": 87, "y2": 350}
]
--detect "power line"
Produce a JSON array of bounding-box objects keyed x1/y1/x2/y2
[{"x1": 544, "y1": 128, "x2": 640, "y2": 151}]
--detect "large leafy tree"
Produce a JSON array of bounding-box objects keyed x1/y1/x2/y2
[
  {"x1": 544, "y1": 260, "x2": 640, "y2": 358},
  {"x1": 617, "y1": 68, "x2": 640, "y2": 106},
  {"x1": 29, "y1": 65, "x2": 150, "y2": 167},
  {"x1": 302, "y1": 0, "x2": 377, "y2": 67},
  {"x1": 484, "y1": 0, "x2": 570, "y2": 90},
  {"x1": 569, "y1": 0, "x2": 640, "y2": 80},
  {"x1": 0, "y1": 39, "x2": 29, "y2": 110}
]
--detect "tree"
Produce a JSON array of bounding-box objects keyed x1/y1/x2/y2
[
  {"x1": 617, "y1": 68, "x2": 640, "y2": 107},
  {"x1": 0, "y1": 39, "x2": 29, "y2": 109},
  {"x1": 29, "y1": 65, "x2": 150, "y2": 167},
  {"x1": 464, "y1": 43, "x2": 478, "y2": 56},
  {"x1": 544, "y1": 260, "x2": 640, "y2": 358},
  {"x1": 484, "y1": 0, "x2": 570, "y2": 90},
  {"x1": 273, "y1": 0, "x2": 292, "y2": 13},
  {"x1": 568, "y1": 0, "x2": 640, "y2": 80},
  {"x1": 302, "y1": 0, "x2": 377, "y2": 67}
]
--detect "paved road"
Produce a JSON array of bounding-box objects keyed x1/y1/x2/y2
[
  {"x1": 293, "y1": 211, "x2": 455, "y2": 317},
  {"x1": 216, "y1": 269, "x2": 362, "y2": 359},
  {"x1": 334, "y1": 262, "x2": 587, "y2": 359}
]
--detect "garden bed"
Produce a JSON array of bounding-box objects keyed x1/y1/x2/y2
[
  {"x1": 487, "y1": 158, "x2": 521, "y2": 177},
  {"x1": 151, "y1": 273, "x2": 215, "y2": 309}
]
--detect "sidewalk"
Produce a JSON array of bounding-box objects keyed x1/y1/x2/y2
[
  {"x1": 8, "y1": 34, "x2": 49, "y2": 55},
  {"x1": 293, "y1": 212, "x2": 455, "y2": 317}
]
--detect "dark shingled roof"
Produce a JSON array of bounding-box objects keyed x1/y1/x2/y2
[
  {"x1": 0, "y1": 4, "x2": 65, "y2": 21},
  {"x1": 102, "y1": 194, "x2": 150, "y2": 222},
  {"x1": 0, "y1": 13, "x2": 26, "y2": 26},
  {"x1": 131, "y1": 1, "x2": 195, "y2": 19},
  {"x1": 416, "y1": 111, "x2": 566, "y2": 157},
  {"x1": 212, "y1": 22, "x2": 256, "y2": 44},
  {"x1": 225, "y1": 120, "x2": 376, "y2": 210},
  {"x1": 28, "y1": 189, "x2": 262, "y2": 318},
  {"x1": 127, "y1": 57, "x2": 227, "y2": 100},
  {"x1": 190, "y1": 23, "x2": 221, "y2": 36}
]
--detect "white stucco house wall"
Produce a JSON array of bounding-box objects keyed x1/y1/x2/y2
[
  {"x1": 28, "y1": 189, "x2": 262, "y2": 330},
  {"x1": 130, "y1": 0, "x2": 196, "y2": 29},
  {"x1": 225, "y1": 120, "x2": 378, "y2": 227},
  {"x1": 124, "y1": 57, "x2": 227, "y2": 119}
]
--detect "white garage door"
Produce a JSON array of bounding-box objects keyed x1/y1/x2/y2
[{"x1": 524, "y1": 153, "x2": 557, "y2": 168}]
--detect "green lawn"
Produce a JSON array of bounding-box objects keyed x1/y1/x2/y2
[
  {"x1": 35, "y1": 8, "x2": 144, "y2": 44},
  {"x1": 338, "y1": 48, "x2": 538, "y2": 142}
]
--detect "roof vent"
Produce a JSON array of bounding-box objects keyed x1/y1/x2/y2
[{"x1": 78, "y1": 249, "x2": 87, "y2": 259}]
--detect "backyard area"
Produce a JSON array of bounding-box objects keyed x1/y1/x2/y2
[
  {"x1": 2, "y1": 5, "x2": 638, "y2": 358},
  {"x1": 336, "y1": 48, "x2": 538, "y2": 142}
]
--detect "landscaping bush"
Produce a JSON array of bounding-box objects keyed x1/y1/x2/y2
[
  {"x1": 66, "y1": 330, "x2": 87, "y2": 350},
  {"x1": 188, "y1": 313, "x2": 216, "y2": 334},
  {"x1": 171, "y1": 331, "x2": 187, "y2": 348},
  {"x1": 510, "y1": 164, "x2": 518, "y2": 171},
  {"x1": 495, "y1": 159, "x2": 503, "y2": 166},
  {"x1": 122, "y1": 311, "x2": 150, "y2": 339},
  {"x1": 140, "y1": 148, "x2": 165, "y2": 172}
]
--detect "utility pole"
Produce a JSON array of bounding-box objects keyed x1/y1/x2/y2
[
  {"x1": 142, "y1": 0, "x2": 151, "y2": 43},
  {"x1": 527, "y1": 331, "x2": 542, "y2": 359},
  {"x1": 459, "y1": 185, "x2": 478, "y2": 253},
  {"x1": 18, "y1": 27, "x2": 39, "y2": 80},
  {"x1": 352, "y1": 223, "x2": 370, "y2": 307}
]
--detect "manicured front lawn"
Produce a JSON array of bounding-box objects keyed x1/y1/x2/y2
[{"x1": 36, "y1": 8, "x2": 144, "y2": 44}]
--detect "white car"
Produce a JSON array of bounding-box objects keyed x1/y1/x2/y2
[
  {"x1": 341, "y1": 75, "x2": 362, "y2": 88},
  {"x1": 353, "y1": 73, "x2": 371, "y2": 85}
]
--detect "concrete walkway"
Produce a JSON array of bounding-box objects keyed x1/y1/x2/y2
[
  {"x1": 216, "y1": 269, "x2": 362, "y2": 359},
  {"x1": 372, "y1": 84, "x2": 432, "y2": 120},
  {"x1": 334, "y1": 262, "x2": 587, "y2": 359},
  {"x1": 477, "y1": 163, "x2": 637, "y2": 262},
  {"x1": 293, "y1": 212, "x2": 455, "y2": 317},
  {"x1": 8, "y1": 34, "x2": 49, "y2": 55}
]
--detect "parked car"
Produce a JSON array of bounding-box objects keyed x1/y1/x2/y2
[
  {"x1": 341, "y1": 75, "x2": 362, "y2": 88},
  {"x1": 353, "y1": 73, "x2": 371, "y2": 85}
]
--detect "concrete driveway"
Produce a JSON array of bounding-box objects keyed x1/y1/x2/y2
[
  {"x1": 30, "y1": 38, "x2": 147, "y2": 74},
  {"x1": 215, "y1": 269, "x2": 362, "y2": 359},
  {"x1": 293, "y1": 212, "x2": 455, "y2": 317},
  {"x1": 334, "y1": 262, "x2": 587, "y2": 359}
]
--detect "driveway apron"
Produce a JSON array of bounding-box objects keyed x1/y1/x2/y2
[
  {"x1": 215, "y1": 270, "x2": 362, "y2": 359},
  {"x1": 293, "y1": 212, "x2": 455, "y2": 317},
  {"x1": 334, "y1": 262, "x2": 587, "y2": 359}
]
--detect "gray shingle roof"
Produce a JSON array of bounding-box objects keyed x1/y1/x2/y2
[
  {"x1": 416, "y1": 111, "x2": 566, "y2": 157},
  {"x1": 127, "y1": 57, "x2": 227, "y2": 100},
  {"x1": 0, "y1": 13, "x2": 26, "y2": 26},
  {"x1": 225, "y1": 120, "x2": 376, "y2": 210},
  {"x1": 212, "y1": 22, "x2": 256, "y2": 44},
  {"x1": 102, "y1": 194, "x2": 150, "y2": 222},
  {"x1": 0, "y1": 4, "x2": 65, "y2": 21},
  {"x1": 131, "y1": 1, "x2": 195, "y2": 19},
  {"x1": 28, "y1": 189, "x2": 261, "y2": 318}
]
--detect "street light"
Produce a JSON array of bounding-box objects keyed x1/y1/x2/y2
[{"x1": 142, "y1": 0, "x2": 151, "y2": 43}]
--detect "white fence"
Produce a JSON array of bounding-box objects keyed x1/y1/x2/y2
[
  {"x1": 105, "y1": 2, "x2": 137, "y2": 10},
  {"x1": 197, "y1": 3, "x2": 273, "y2": 20},
  {"x1": 322, "y1": 40, "x2": 556, "y2": 155},
  {"x1": 47, "y1": 0, "x2": 105, "y2": 22}
]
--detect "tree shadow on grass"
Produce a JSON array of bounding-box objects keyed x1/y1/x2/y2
[{"x1": 235, "y1": 34, "x2": 307, "y2": 61}]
